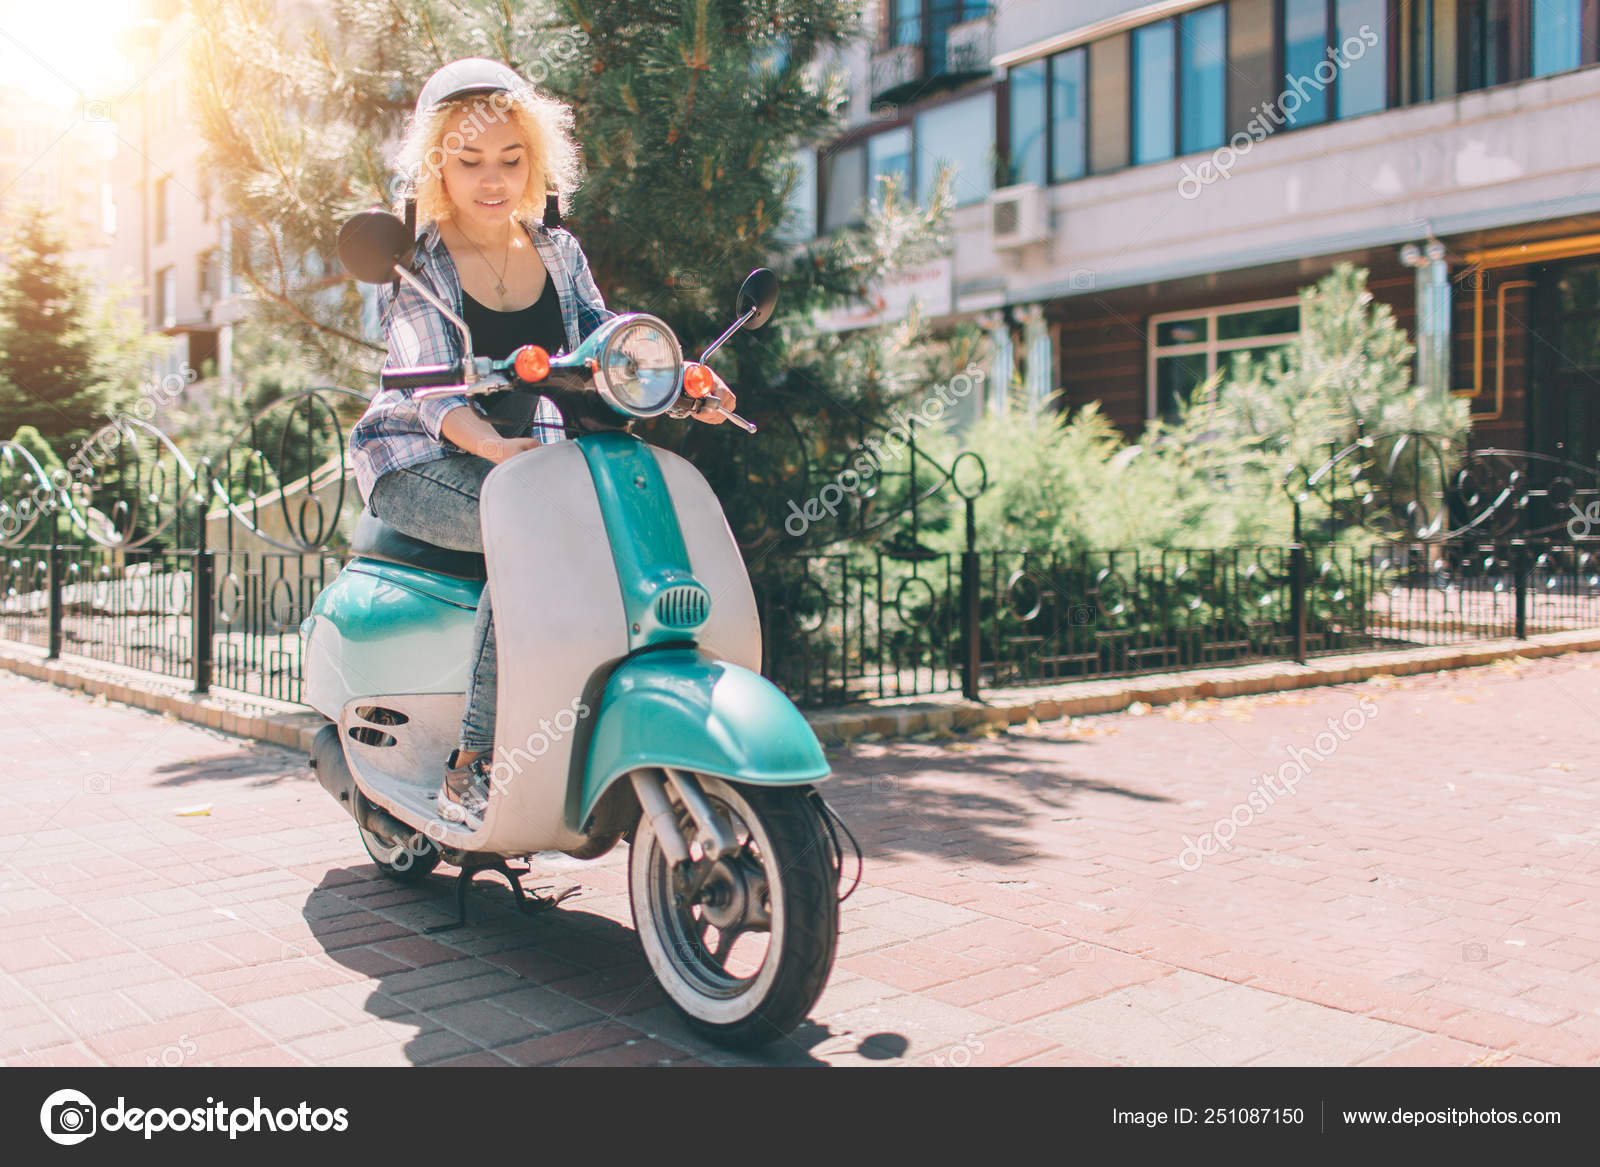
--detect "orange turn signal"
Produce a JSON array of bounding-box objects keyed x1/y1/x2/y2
[
  {"x1": 512, "y1": 345, "x2": 550, "y2": 382},
  {"x1": 683, "y1": 362, "x2": 715, "y2": 398}
]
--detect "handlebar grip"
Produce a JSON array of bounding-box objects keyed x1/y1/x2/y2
[{"x1": 381, "y1": 363, "x2": 465, "y2": 391}]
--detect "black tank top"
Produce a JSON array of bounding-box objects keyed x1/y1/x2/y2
[
  {"x1": 461, "y1": 277, "x2": 565, "y2": 360},
  {"x1": 461, "y1": 278, "x2": 567, "y2": 435}
]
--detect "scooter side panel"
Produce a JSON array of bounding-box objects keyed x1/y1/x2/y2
[
  {"x1": 650, "y1": 447, "x2": 763, "y2": 673},
  {"x1": 577, "y1": 649, "x2": 829, "y2": 829},
  {"x1": 474, "y1": 440, "x2": 631, "y2": 855},
  {"x1": 302, "y1": 563, "x2": 479, "y2": 720}
]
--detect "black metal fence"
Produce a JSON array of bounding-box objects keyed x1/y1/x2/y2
[{"x1": 5, "y1": 402, "x2": 1600, "y2": 710}]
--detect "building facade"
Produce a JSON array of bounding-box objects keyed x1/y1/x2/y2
[
  {"x1": 801, "y1": 0, "x2": 1600, "y2": 468},
  {"x1": 105, "y1": 0, "x2": 249, "y2": 391}
]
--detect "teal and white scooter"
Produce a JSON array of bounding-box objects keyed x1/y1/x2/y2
[{"x1": 302, "y1": 210, "x2": 841, "y2": 1048}]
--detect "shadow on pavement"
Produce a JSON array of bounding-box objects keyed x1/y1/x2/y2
[
  {"x1": 302, "y1": 867, "x2": 848, "y2": 1067},
  {"x1": 821, "y1": 736, "x2": 1172, "y2": 867},
  {"x1": 150, "y1": 745, "x2": 312, "y2": 789}
]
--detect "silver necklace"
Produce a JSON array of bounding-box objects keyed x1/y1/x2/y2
[{"x1": 458, "y1": 226, "x2": 512, "y2": 300}]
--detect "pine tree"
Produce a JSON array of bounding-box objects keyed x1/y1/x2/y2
[
  {"x1": 0, "y1": 208, "x2": 108, "y2": 452},
  {"x1": 189, "y1": 0, "x2": 955, "y2": 547}
]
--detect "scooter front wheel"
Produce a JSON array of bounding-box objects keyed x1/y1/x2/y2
[{"x1": 629, "y1": 776, "x2": 838, "y2": 1049}]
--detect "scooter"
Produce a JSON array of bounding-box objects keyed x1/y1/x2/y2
[{"x1": 300, "y1": 209, "x2": 843, "y2": 1048}]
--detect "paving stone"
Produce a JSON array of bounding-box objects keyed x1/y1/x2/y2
[{"x1": 4, "y1": 651, "x2": 1600, "y2": 1067}]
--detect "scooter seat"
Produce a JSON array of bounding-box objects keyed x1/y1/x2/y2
[{"x1": 351, "y1": 509, "x2": 487, "y2": 581}]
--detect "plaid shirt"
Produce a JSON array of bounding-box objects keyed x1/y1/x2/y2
[{"x1": 349, "y1": 217, "x2": 616, "y2": 504}]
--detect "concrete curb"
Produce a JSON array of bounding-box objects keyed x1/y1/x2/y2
[{"x1": 5, "y1": 630, "x2": 1600, "y2": 754}]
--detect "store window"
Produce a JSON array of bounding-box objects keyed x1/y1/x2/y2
[{"x1": 1147, "y1": 299, "x2": 1301, "y2": 420}]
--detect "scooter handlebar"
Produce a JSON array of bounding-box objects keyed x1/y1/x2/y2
[{"x1": 381, "y1": 362, "x2": 466, "y2": 391}]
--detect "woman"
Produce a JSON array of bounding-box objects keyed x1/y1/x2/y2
[{"x1": 348, "y1": 59, "x2": 735, "y2": 830}]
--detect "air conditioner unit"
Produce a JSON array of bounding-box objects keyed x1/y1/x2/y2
[{"x1": 988, "y1": 184, "x2": 1049, "y2": 251}]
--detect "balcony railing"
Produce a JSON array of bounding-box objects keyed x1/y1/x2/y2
[{"x1": 872, "y1": 3, "x2": 993, "y2": 105}]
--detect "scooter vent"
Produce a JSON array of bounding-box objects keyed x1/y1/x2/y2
[{"x1": 655, "y1": 584, "x2": 710, "y2": 629}]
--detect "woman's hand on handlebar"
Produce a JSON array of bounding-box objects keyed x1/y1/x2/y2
[
  {"x1": 690, "y1": 366, "x2": 737, "y2": 425},
  {"x1": 479, "y1": 436, "x2": 544, "y2": 464},
  {"x1": 440, "y1": 405, "x2": 542, "y2": 463}
]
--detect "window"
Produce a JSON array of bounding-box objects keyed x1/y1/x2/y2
[
  {"x1": 1279, "y1": 0, "x2": 1389, "y2": 125},
  {"x1": 1008, "y1": 59, "x2": 1047, "y2": 186},
  {"x1": 889, "y1": 0, "x2": 921, "y2": 47},
  {"x1": 1533, "y1": 0, "x2": 1582, "y2": 76},
  {"x1": 1336, "y1": 0, "x2": 1387, "y2": 116},
  {"x1": 1131, "y1": 20, "x2": 1176, "y2": 164},
  {"x1": 1462, "y1": 0, "x2": 1517, "y2": 90},
  {"x1": 914, "y1": 92, "x2": 995, "y2": 206},
  {"x1": 821, "y1": 142, "x2": 866, "y2": 231},
  {"x1": 776, "y1": 152, "x2": 817, "y2": 243},
  {"x1": 197, "y1": 250, "x2": 213, "y2": 298},
  {"x1": 1147, "y1": 298, "x2": 1301, "y2": 420},
  {"x1": 1128, "y1": 6, "x2": 1224, "y2": 165},
  {"x1": 1281, "y1": 0, "x2": 1331, "y2": 126},
  {"x1": 1051, "y1": 49, "x2": 1088, "y2": 182},
  {"x1": 1179, "y1": 5, "x2": 1226, "y2": 154},
  {"x1": 156, "y1": 266, "x2": 176, "y2": 328},
  {"x1": 155, "y1": 176, "x2": 170, "y2": 244},
  {"x1": 1399, "y1": 0, "x2": 1437, "y2": 103},
  {"x1": 1006, "y1": 47, "x2": 1086, "y2": 186},
  {"x1": 868, "y1": 126, "x2": 913, "y2": 205},
  {"x1": 819, "y1": 95, "x2": 993, "y2": 232}
]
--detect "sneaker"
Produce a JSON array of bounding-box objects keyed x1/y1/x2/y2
[{"x1": 437, "y1": 749, "x2": 490, "y2": 830}]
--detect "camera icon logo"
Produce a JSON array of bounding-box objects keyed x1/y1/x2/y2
[
  {"x1": 82, "y1": 100, "x2": 112, "y2": 122},
  {"x1": 40, "y1": 1088, "x2": 97, "y2": 1145}
]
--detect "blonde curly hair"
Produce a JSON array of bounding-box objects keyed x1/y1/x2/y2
[{"x1": 394, "y1": 84, "x2": 583, "y2": 227}]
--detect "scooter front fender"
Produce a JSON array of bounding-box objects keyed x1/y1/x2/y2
[{"x1": 576, "y1": 649, "x2": 829, "y2": 830}]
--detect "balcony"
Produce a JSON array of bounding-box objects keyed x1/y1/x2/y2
[{"x1": 871, "y1": 4, "x2": 993, "y2": 107}]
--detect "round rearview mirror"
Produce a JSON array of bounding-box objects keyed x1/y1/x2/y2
[
  {"x1": 735, "y1": 268, "x2": 779, "y2": 330},
  {"x1": 337, "y1": 210, "x2": 414, "y2": 284}
]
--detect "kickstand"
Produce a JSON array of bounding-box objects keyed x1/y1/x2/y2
[{"x1": 425, "y1": 858, "x2": 580, "y2": 934}]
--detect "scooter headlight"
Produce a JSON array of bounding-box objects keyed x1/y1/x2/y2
[{"x1": 593, "y1": 315, "x2": 683, "y2": 418}]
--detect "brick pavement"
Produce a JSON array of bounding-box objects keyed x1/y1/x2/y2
[{"x1": 1, "y1": 652, "x2": 1597, "y2": 1066}]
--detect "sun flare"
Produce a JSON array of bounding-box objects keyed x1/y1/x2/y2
[{"x1": 0, "y1": 0, "x2": 144, "y2": 106}]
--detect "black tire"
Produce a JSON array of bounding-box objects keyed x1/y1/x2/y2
[
  {"x1": 629, "y1": 777, "x2": 839, "y2": 1050},
  {"x1": 359, "y1": 824, "x2": 441, "y2": 884}
]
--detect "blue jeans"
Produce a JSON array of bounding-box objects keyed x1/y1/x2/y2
[{"x1": 368, "y1": 455, "x2": 498, "y2": 752}]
